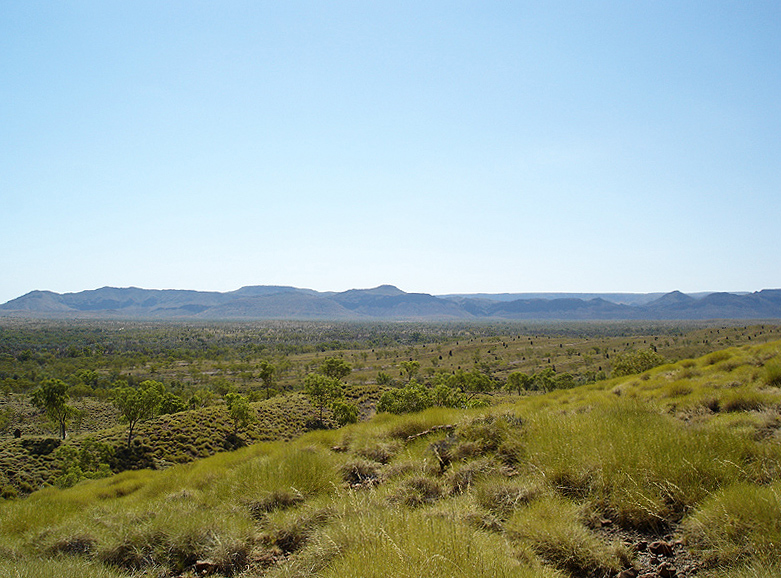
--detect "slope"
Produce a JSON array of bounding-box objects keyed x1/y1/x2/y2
[{"x1": 2, "y1": 340, "x2": 781, "y2": 577}]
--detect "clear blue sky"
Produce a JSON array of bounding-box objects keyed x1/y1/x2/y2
[{"x1": 2, "y1": 1, "x2": 779, "y2": 304}]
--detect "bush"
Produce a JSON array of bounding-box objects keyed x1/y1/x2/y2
[
  {"x1": 377, "y1": 381, "x2": 431, "y2": 414},
  {"x1": 376, "y1": 381, "x2": 464, "y2": 414},
  {"x1": 612, "y1": 348, "x2": 665, "y2": 377},
  {"x1": 332, "y1": 401, "x2": 358, "y2": 426}
]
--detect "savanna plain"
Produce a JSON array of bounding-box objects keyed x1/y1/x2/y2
[{"x1": 2, "y1": 319, "x2": 781, "y2": 578}]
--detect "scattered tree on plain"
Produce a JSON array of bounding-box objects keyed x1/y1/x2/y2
[
  {"x1": 30, "y1": 378, "x2": 74, "y2": 440},
  {"x1": 318, "y1": 357, "x2": 352, "y2": 381},
  {"x1": 506, "y1": 371, "x2": 532, "y2": 395},
  {"x1": 225, "y1": 392, "x2": 255, "y2": 434},
  {"x1": 400, "y1": 360, "x2": 420, "y2": 382},
  {"x1": 112, "y1": 380, "x2": 164, "y2": 447},
  {"x1": 612, "y1": 348, "x2": 665, "y2": 377},
  {"x1": 303, "y1": 373, "x2": 344, "y2": 422},
  {"x1": 257, "y1": 360, "x2": 276, "y2": 399}
]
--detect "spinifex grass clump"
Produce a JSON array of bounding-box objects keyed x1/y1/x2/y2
[
  {"x1": 766, "y1": 361, "x2": 781, "y2": 387},
  {"x1": 308, "y1": 500, "x2": 561, "y2": 578},
  {"x1": 516, "y1": 396, "x2": 776, "y2": 530},
  {"x1": 0, "y1": 558, "x2": 127, "y2": 578},
  {"x1": 681, "y1": 481, "x2": 781, "y2": 568},
  {"x1": 505, "y1": 493, "x2": 630, "y2": 577}
]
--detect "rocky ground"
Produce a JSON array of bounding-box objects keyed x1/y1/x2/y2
[{"x1": 600, "y1": 521, "x2": 702, "y2": 578}]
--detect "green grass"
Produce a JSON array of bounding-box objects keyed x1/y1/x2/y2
[
  {"x1": 505, "y1": 493, "x2": 630, "y2": 576},
  {"x1": 0, "y1": 558, "x2": 128, "y2": 578},
  {"x1": 682, "y1": 481, "x2": 781, "y2": 567},
  {"x1": 2, "y1": 339, "x2": 781, "y2": 577}
]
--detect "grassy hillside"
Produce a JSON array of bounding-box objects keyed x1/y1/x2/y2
[
  {"x1": 2, "y1": 340, "x2": 781, "y2": 577},
  {"x1": 0, "y1": 385, "x2": 384, "y2": 497}
]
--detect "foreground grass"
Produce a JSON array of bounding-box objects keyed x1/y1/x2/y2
[{"x1": 1, "y1": 340, "x2": 781, "y2": 577}]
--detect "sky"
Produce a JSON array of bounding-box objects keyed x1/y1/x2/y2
[{"x1": 1, "y1": 1, "x2": 780, "y2": 304}]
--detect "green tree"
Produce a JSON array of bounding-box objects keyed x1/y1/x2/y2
[
  {"x1": 450, "y1": 369, "x2": 495, "y2": 400},
  {"x1": 319, "y1": 357, "x2": 352, "y2": 381},
  {"x1": 257, "y1": 360, "x2": 276, "y2": 399},
  {"x1": 506, "y1": 371, "x2": 532, "y2": 395},
  {"x1": 112, "y1": 379, "x2": 164, "y2": 447},
  {"x1": 303, "y1": 373, "x2": 343, "y2": 422},
  {"x1": 400, "y1": 360, "x2": 420, "y2": 382},
  {"x1": 30, "y1": 378, "x2": 75, "y2": 439},
  {"x1": 377, "y1": 380, "x2": 432, "y2": 414},
  {"x1": 531, "y1": 368, "x2": 556, "y2": 392},
  {"x1": 612, "y1": 348, "x2": 665, "y2": 377},
  {"x1": 553, "y1": 372, "x2": 576, "y2": 389},
  {"x1": 53, "y1": 438, "x2": 114, "y2": 488},
  {"x1": 225, "y1": 392, "x2": 255, "y2": 434},
  {"x1": 332, "y1": 400, "x2": 359, "y2": 426},
  {"x1": 159, "y1": 391, "x2": 187, "y2": 415}
]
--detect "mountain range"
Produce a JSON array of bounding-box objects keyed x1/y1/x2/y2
[{"x1": 1, "y1": 285, "x2": 781, "y2": 321}]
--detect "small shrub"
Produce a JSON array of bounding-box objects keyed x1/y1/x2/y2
[
  {"x1": 332, "y1": 401, "x2": 358, "y2": 426},
  {"x1": 612, "y1": 348, "x2": 665, "y2": 377}
]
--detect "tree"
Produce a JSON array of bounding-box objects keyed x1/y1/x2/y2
[
  {"x1": 531, "y1": 368, "x2": 556, "y2": 392},
  {"x1": 319, "y1": 357, "x2": 352, "y2": 381},
  {"x1": 225, "y1": 393, "x2": 255, "y2": 434},
  {"x1": 612, "y1": 348, "x2": 665, "y2": 377},
  {"x1": 450, "y1": 369, "x2": 495, "y2": 400},
  {"x1": 506, "y1": 371, "x2": 532, "y2": 395},
  {"x1": 159, "y1": 391, "x2": 187, "y2": 415},
  {"x1": 400, "y1": 360, "x2": 420, "y2": 382},
  {"x1": 112, "y1": 380, "x2": 163, "y2": 447},
  {"x1": 30, "y1": 378, "x2": 74, "y2": 439},
  {"x1": 303, "y1": 373, "x2": 343, "y2": 422},
  {"x1": 257, "y1": 360, "x2": 276, "y2": 399}
]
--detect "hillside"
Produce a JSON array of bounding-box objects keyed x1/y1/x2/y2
[
  {"x1": 2, "y1": 340, "x2": 781, "y2": 578},
  {"x1": 2, "y1": 285, "x2": 781, "y2": 320}
]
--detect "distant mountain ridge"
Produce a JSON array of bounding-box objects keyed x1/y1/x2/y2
[{"x1": 1, "y1": 285, "x2": 780, "y2": 321}]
